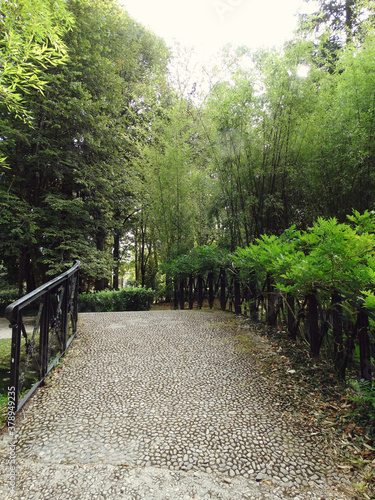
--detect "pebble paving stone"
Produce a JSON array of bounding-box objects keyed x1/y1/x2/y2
[{"x1": 0, "y1": 310, "x2": 356, "y2": 499}]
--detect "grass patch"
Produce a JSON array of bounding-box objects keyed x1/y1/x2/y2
[{"x1": 0, "y1": 338, "x2": 11, "y2": 367}]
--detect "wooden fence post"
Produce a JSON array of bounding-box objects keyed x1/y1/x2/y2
[
  {"x1": 220, "y1": 269, "x2": 226, "y2": 311},
  {"x1": 308, "y1": 293, "x2": 320, "y2": 357},
  {"x1": 188, "y1": 274, "x2": 194, "y2": 309},
  {"x1": 208, "y1": 272, "x2": 214, "y2": 309},
  {"x1": 331, "y1": 292, "x2": 345, "y2": 377},
  {"x1": 287, "y1": 293, "x2": 296, "y2": 339},
  {"x1": 234, "y1": 273, "x2": 241, "y2": 315},
  {"x1": 249, "y1": 273, "x2": 258, "y2": 321},
  {"x1": 358, "y1": 308, "x2": 372, "y2": 382},
  {"x1": 197, "y1": 276, "x2": 204, "y2": 309}
]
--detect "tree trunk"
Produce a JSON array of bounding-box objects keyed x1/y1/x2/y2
[
  {"x1": 113, "y1": 231, "x2": 120, "y2": 290},
  {"x1": 345, "y1": 0, "x2": 355, "y2": 41},
  {"x1": 95, "y1": 227, "x2": 108, "y2": 291},
  {"x1": 173, "y1": 280, "x2": 179, "y2": 310},
  {"x1": 188, "y1": 274, "x2": 194, "y2": 309},
  {"x1": 25, "y1": 252, "x2": 36, "y2": 293},
  {"x1": 266, "y1": 277, "x2": 277, "y2": 325},
  {"x1": 18, "y1": 248, "x2": 26, "y2": 295},
  {"x1": 29, "y1": 245, "x2": 47, "y2": 288},
  {"x1": 166, "y1": 274, "x2": 172, "y2": 303},
  {"x1": 197, "y1": 276, "x2": 203, "y2": 309},
  {"x1": 179, "y1": 279, "x2": 185, "y2": 310}
]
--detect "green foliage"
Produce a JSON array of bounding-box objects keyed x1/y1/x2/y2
[
  {"x1": 278, "y1": 217, "x2": 375, "y2": 298},
  {"x1": 2, "y1": 0, "x2": 375, "y2": 310},
  {"x1": 78, "y1": 287, "x2": 155, "y2": 312},
  {"x1": 0, "y1": 0, "x2": 73, "y2": 119},
  {"x1": 0, "y1": 0, "x2": 169, "y2": 290},
  {"x1": 0, "y1": 289, "x2": 20, "y2": 315},
  {"x1": 161, "y1": 245, "x2": 229, "y2": 281},
  {"x1": 233, "y1": 226, "x2": 303, "y2": 286},
  {"x1": 348, "y1": 379, "x2": 375, "y2": 428},
  {"x1": 174, "y1": 212, "x2": 375, "y2": 318}
]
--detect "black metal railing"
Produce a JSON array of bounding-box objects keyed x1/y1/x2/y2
[{"x1": 5, "y1": 260, "x2": 80, "y2": 412}]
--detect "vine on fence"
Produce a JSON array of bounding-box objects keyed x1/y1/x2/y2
[{"x1": 164, "y1": 211, "x2": 375, "y2": 382}]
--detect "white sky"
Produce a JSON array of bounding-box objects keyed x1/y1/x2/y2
[{"x1": 119, "y1": 0, "x2": 319, "y2": 58}]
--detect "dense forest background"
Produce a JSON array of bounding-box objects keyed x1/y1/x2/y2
[{"x1": 1, "y1": 0, "x2": 375, "y2": 297}]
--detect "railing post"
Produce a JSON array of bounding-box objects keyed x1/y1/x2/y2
[
  {"x1": 61, "y1": 279, "x2": 68, "y2": 352},
  {"x1": 72, "y1": 266, "x2": 79, "y2": 334},
  {"x1": 40, "y1": 292, "x2": 51, "y2": 378}
]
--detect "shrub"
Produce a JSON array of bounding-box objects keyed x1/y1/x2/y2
[
  {"x1": 78, "y1": 287, "x2": 155, "y2": 313},
  {"x1": 348, "y1": 379, "x2": 375, "y2": 430},
  {"x1": 0, "y1": 289, "x2": 20, "y2": 315}
]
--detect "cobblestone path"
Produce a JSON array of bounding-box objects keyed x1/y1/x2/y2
[{"x1": 0, "y1": 310, "x2": 355, "y2": 499}]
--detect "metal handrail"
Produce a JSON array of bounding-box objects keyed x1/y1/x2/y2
[
  {"x1": 5, "y1": 260, "x2": 81, "y2": 412},
  {"x1": 5, "y1": 260, "x2": 81, "y2": 323}
]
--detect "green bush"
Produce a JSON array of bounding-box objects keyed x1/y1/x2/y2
[
  {"x1": 0, "y1": 289, "x2": 20, "y2": 315},
  {"x1": 78, "y1": 287, "x2": 155, "y2": 313},
  {"x1": 348, "y1": 379, "x2": 375, "y2": 430}
]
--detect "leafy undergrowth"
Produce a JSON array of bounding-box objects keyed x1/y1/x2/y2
[{"x1": 236, "y1": 317, "x2": 375, "y2": 500}]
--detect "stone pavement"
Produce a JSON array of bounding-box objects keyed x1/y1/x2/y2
[{"x1": 0, "y1": 310, "x2": 355, "y2": 499}]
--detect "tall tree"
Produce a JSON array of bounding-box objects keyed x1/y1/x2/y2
[
  {"x1": 0, "y1": 0, "x2": 169, "y2": 289},
  {"x1": 0, "y1": 0, "x2": 73, "y2": 117},
  {"x1": 297, "y1": 0, "x2": 375, "y2": 56},
  {"x1": 200, "y1": 44, "x2": 322, "y2": 248},
  {"x1": 0, "y1": 0, "x2": 73, "y2": 169}
]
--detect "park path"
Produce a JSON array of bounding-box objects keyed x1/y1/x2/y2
[{"x1": 0, "y1": 310, "x2": 354, "y2": 499}]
